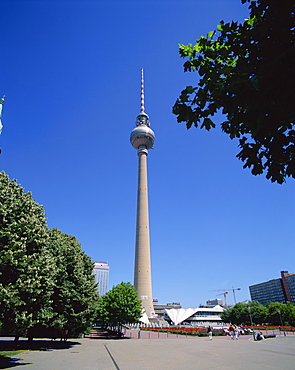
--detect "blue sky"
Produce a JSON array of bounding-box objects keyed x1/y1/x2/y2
[{"x1": 1, "y1": 0, "x2": 294, "y2": 308}]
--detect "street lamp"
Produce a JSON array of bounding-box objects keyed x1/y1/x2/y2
[
  {"x1": 278, "y1": 310, "x2": 286, "y2": 336},
  {"x1": 248, "y1": 306, "x2": 256, "y2": 341}
]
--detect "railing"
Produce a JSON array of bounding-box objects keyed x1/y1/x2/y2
[{"x1": 122, "y1": 326, "x2": 295, "y2": 339}]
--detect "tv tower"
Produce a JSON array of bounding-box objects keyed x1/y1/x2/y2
[{"x1": 130, "y1": 69, "x2": 155, "y2": 318}]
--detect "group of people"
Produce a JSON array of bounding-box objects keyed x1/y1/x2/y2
[
  {"x1": 207, "y1": 325, "x2": 265, "y2": 341},
  {"x1": 229, "y1": 325, "x2": 265, "y2": 341},
  {"x1": 206, "y1": 324, "x2": 239, "y2": 340},
  {"x1": 228, "y1": 324, "x2": 240, "y2": 340},
  {"x1": 207, "y1": 324, "x2": 264, "y2": 340}
]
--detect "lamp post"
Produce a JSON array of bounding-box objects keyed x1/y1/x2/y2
[
  {"x1": 278, "y1": 310, "x2": 286, "y2": 336},
  {"x1": 248, "y1": 307, "x2": 256, "y2": 340}
]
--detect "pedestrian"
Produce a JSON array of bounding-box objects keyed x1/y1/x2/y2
[
  {"x1": 234, "y1": 325, "x2": 239, "y2": 340},
  {"x1": 60, "y1": 329, "x2": 68, "y2": 341},
  {"x1": 255, "y1": 331, "x2": 264, "y2": 341},
  {"x1": 207, "y1": 325, "x2": 213, "y2": 340},
  {"x1": 229, "y1": 324, "x2": 235, "y2": 340}
]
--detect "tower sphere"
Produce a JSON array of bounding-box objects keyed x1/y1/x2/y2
[
  {"x1": 130, "y1": 125, "x2": 155, "y2": 150},
  {"x1": 130, "y1": 113, "x2": 155, "y2": 150}
]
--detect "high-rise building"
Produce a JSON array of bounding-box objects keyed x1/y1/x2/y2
[
  {"x1": 93, "y1": 261, "x2": 109, "y2": 297},
  {"x1": 130, "y1": 69, "x2": 155, "y2": 318},
  {"x1": 281, "y1": 270, "x2": 295, "y2": 303},
  {"x1": 249, "y1": 270, "x2": 295, "y2": 305}
]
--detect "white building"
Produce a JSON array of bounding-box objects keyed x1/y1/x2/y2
[
  {"x1": 165, "y1": 305, "x2": 225, "y2": 326},
  {"x1": 93, "y1": 261, "x2": 109, "y2": 297}
]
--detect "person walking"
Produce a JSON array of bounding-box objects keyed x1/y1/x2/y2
[
  {"x1": 207, "y1": 325, "x2": 213, "y2": 340},
  {"x1": 234, "y1": 325, "x2": 239, "y2": 340},
  {"x1": 229, "y1": 324, "x2": 235, "y2": 340}
]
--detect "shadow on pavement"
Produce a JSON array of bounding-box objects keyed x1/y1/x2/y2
[
  {"x1": 0, "y1": 339, "x2": 81, "y2": 352},
  {"x1": 0, "y1": 355, "x2": 31, "y2": 369},
  {"x1": 0, "y1": 339, "x2": 81, "y2": 369},
  {"x1": 85, "y1": 327, "x2": 130, "y2": 340},
  {"x1": 86, "y1": 332, "x2": 130, "y2": 340}
]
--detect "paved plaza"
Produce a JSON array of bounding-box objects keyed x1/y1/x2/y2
[{"x1": 1, "y1": 333, "x2": 294, "y2": 369}]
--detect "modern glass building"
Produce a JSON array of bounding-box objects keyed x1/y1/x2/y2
[
  {"x1": 249, "y1": 271, "x2": 295, "y2": 305},
  {"x1": 284, "y1": 273, "x2": 295, "y2": 304},
  {"x1": 93, "y1": 261, "x2": 109, "y2": 297}
]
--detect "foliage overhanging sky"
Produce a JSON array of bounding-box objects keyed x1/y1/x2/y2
[{"x1": 0, "y1": 0, "x2": 294, "y2": 307}]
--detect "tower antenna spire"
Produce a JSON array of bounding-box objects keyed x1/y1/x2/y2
[
  {"x1": 140, "y1": 68, "x2": 145, "y2": 113},
  {"x1": 0, "y1": 96, "x2": 5, "y2": 136}
]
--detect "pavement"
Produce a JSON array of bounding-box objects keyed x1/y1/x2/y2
[{"x1": 1, "y1": 332, "x2": 295, "y2": 369}]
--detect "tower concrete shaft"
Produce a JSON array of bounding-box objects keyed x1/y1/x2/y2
[
  {"x1": 134, "y1": 147, "x2": 154, "y2": 318},
  {"x1": 130, "y1": 69, "x2": 155, "y2": 319}
]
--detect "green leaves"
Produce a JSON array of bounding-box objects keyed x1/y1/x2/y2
[
  {"x1": 97, "y1": 282, "x2": 142, "y2": 327},
  {"x1": 207, "y1": 30, "x2": 216, "y2": 38},
  {"x1": 221, "y1": 301, "x2": 265, "y2": 325},
  {"x1": 222, "y1": 300, "x2": 295, "y2": 326},
  {"x1": 217, "y1": 23, "x2": 223, "y2": 32},
  {"x1": 173, "y1": 0, "x2": 295, "y2": 183},
  {"x1": 47, "y1": 228, "x2": 99, "y2": 335},
  {"x1": 200, "y1": 118, "x2": 215, "y2": 131},
  {"x1": 0, "y1": 172, "x2": 99, "y2": 337},
  {"x1": 0, "y1": 172, "x2": 53, "y2": 335}
]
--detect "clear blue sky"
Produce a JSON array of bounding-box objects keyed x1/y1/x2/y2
[{"x1": 1, "y1": 0, "x2": 294, "y2": 308}]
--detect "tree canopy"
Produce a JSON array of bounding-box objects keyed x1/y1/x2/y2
[
  {"x1": 0, "y1": 171, "x2": 99, "y2": 339},
  {"x1": 0, "y1": 171, "x2": 54, "y2": 336},
  {"x1": 220, "y1": 301, "x2": 295, "y2": 326},
  {"x1": 266, "y1": 301, "x2": 295, "y2": 326},
  {"x1": 173, "y1": 0, "x2": 295, "y2": 183},
  {"x1": 47, "y1": 228, "x2": 99, "y2": 336},
  {"x1": 97, "y1": 282, "x2": 142, "y2": 331}
]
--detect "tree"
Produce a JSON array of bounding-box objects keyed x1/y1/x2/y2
[
  {"x1": 284, "y1": 302, "x2": 295, "y2": 327},
  {"x1": 173, "y1": 0, "x2": 295, "y2": 183},
  {"x1": 0, "y1": 172, "x2": 99, "y2": 340},
  {"x1": 47, "y1": 228, "x2": 99, "y2": 336},
  {"x1": 0, "y1": 171, "x2": 54, "y2": 339},
  {"x1": 266, "y1": 301, "x2": 289, "y2": 326},
  {"x1": 220, "y1": 302, "x2": 249, "y2": 325},
  {"x1": 221, "y1": 301, "x2": 267, "y2": 325},
  {"x1": 220, "y1": 306, "x2": 232, "y2": 323},
  {"x1": 97, "y1": 282, "x2": 142, "y2": 334},
  {"x1": 248, "y1": 300, "x2": 267, "y2": 324}
]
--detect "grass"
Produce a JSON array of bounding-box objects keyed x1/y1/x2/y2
[{"x1": 0, "y1": 350, "x2": 25, "y2": 357}]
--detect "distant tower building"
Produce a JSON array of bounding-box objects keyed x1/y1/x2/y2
[
  {"x1": 93, "y1": 261, "x2": 109, "y2": 297},
  {"x1": 130, "y1": 69, "x2": 155, "y2": 318},
  {"x1": 206, "y1": 299, "x2": 223, "y2": 306}
]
